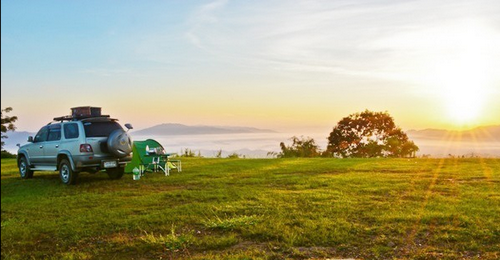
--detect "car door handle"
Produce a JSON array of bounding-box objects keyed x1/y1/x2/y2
[
  {"x1": 55, "y1": 145, "x2": 59, "y2": 148},
  {"x1": 39, "y1": 146, "x2": 43, "y2": 149}
]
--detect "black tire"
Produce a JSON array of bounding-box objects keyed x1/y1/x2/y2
[
  {"x1": 19, "y1": 156, "x2": 34, "y2": 179},
  {"x1": 59, "y1": 159, "x2": 78, "y2": 185},
  {"x1": 107, "y1": 129, "x2": 132, "y2": 158},
  {"x1": 107, "y1": 167, "x2": 125, "y2": 180}
]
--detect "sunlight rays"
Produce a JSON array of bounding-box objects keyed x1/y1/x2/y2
[
  {"x1": 404, "y1": 158, "x2": 445, "y2": 254},
  {"x1": 404, "y1": 129, "x2": 472, "y2": 251},
  {"x1": 470, "y1": 129, "x2": 495, "y2": 188},
  {"x1": 433, "y1": 126, "x2": 498, "y2": 158}
]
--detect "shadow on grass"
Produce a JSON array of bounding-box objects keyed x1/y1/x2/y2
[{"x1": 14, "y1": 171, "x2": 123, "y2": 186}]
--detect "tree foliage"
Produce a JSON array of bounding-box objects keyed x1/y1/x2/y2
[
  {"x1": 1, "y1": 107, "x2": 18, "y2": 150},
  {"x1": 277, "y1": 136, "x2": 321, "y2": 158},
  {"x1": 327, "y1": 110, "x2": 418, "y2": 158}
]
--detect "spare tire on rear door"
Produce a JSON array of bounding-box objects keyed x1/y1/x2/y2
[{"x1": 107, "y1": 129, "x2": 132, "y2": 157}]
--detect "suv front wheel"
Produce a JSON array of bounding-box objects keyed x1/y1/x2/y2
[
  {"x1": 19, "y1": 156, "x2": 34, "y2": 179},
  {"x1": 59, "y1": 159, "x2": 78, "y2": 185}
]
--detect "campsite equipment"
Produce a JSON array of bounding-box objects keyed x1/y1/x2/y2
[
  {"x1": 132, "y1": 167, "x2": 141, "y2": 180},
  {"x1": 125, "y1": 139, "x2": 182, "y2": 176}
]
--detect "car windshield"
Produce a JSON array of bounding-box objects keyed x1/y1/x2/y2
[{"x1": 83, "y1": 121, "x2": 122, "y2": 137}]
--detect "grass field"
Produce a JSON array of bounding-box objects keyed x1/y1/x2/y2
[{"x1": 1, "y1": 158, "x2": 499, "y2": 259}]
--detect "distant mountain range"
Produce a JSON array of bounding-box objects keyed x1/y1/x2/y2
[
  {"x1": 3, "y1": 125, "x2": 498, "y2": 157},
  {"x1": 2, "y1": 131, "x2": 35, "y2": 152},
  {"x1": 407, "y1": 125, "x2": 500, "y2": 142},
  {"x1": 132, "y1": 123, "x2": 277, "y2": 136}
]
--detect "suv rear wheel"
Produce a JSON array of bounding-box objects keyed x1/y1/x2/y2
[
  {"x1": 107, "y1": 167, "x2": 125, "y2": 180},
  {"x1": 19, "y1": 156, "x2": 34, "y2": 179},
  {"x1": 59, "y1": 159, "x2": 78, "y2": 185}
]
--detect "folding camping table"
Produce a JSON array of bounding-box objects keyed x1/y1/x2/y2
[{"x1": 143, "y1": 151, "x2": 182, "y2": 176}]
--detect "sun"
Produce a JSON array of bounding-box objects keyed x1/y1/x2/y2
[
  {"x1": 445, "y1": 85, "x2": 483, "y2": 124},
  {"x1": 439, "y1": 60, "x2": 487, "y2": 124},
  {"x1": 427, "y1": 49, "x2": 489, "y2": 125},
  {"x1": 427, "y1": 21, "x2": 493, "y2": 125}
]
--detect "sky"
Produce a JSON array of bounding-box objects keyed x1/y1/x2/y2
[{"x1": 2, "y1": 0, "x2": 500, "y2": 133}]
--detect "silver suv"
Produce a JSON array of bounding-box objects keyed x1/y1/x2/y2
[{"x1": 17, "y1": 109, "x2": 133, "y2": 185}]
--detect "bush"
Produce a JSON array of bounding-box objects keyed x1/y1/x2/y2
[
  {"x1": 1, "y1": 150, "x2": 16, "y2": 159},
  {"x1": 277, "y1": 136, "x2": 321, "y2": 158},
  {"x1": 227, "y1": 152, "x2": 242, "y2": 159}
]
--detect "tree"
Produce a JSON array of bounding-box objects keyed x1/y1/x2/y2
[
  {"x1": 326, "y1": 110, "x2": 418, "y2": 158},
  {"x1": 1, "y1": 107, "x2": 18, "y2": 150},
  {"x1": 277, "y1": 136, "x2": 320, "y2": 158}
]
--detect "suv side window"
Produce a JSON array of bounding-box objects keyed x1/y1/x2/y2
[
  {"x1": 34, "y1": 126, "x2": 49, "y2": 143},
  {"x1": 47, "y1": 124, "x2": 62, "y2": 141},
  {"x1": 64, "y1": 123, "x2": 79, "y2": 139}
]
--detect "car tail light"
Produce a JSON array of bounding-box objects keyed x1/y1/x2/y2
[{"x1": 80, "y1": 144, "x2": 93, "y2": 153}]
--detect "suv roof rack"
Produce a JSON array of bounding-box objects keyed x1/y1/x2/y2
[{"x1": 53, "y1": 115, "x2": 111, "y2": 122}]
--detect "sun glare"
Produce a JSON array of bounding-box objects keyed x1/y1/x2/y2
[
  {"x1": 445, "y1": 85, "x2": 483, "y2": 123},
  {"x1": 439, "y1": 58, "x2": 488, "y2": 124},
  {"x1": 425, "y1": 21, "x2": 493, "y2": 126}
]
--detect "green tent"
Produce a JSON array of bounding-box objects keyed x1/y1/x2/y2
[{"x1": 125, "y1": 139, "x2": 167, "y2": 173}]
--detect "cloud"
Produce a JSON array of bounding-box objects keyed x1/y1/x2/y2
[
  {"x1": 185, "y1": 0, "x2": 229, "y2": 49},
  {"x1": 182, "y1": 0, "x2": 500, "y2": 87}
]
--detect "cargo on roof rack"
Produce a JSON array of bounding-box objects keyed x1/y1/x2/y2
[
  {"x1": 52, "y1": 106, "x2": 112, "y2": 122},
  {"x1": 72, "y1": 106, "x2": 102, "y2": 117}
]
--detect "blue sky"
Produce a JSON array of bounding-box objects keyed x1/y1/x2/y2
[{"x1": 2, "y1": 0, "x2": 500, "y2": 132}]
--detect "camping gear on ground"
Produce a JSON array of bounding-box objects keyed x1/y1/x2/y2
[
  {"x1": 125, "y1": 139, "x2": 182, "y2": 176},
  {"x1": 132, "y1": 167, "x2": 141, "y2": 180}
]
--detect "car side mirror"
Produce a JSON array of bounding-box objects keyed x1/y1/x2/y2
[
  {"x1": 28, "y1": 136, "x2": 34, "y2": 143},
  {"x1": 125, "y1": 123, "x2": 133, "y2": 130}
]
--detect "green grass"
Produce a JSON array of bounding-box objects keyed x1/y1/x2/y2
[{"x1": 1, "y1": 158, "x2": 499, "y2": 259}]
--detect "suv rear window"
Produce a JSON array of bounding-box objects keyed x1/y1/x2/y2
[{"x1": 83, "y1": 121, "x2": 123, "y2": 137}]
